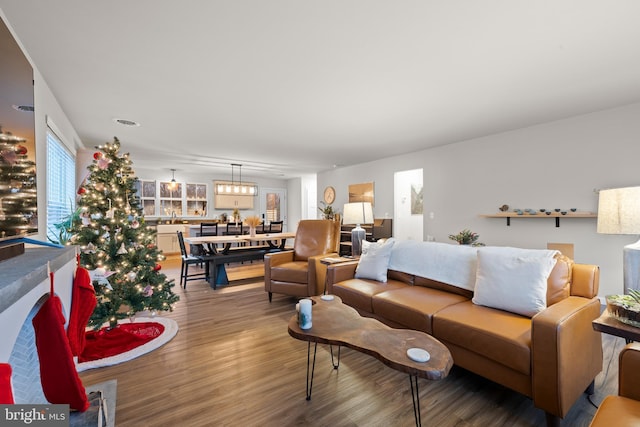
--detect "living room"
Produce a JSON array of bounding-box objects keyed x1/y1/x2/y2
[{"x1": 2, "y1": 2, "x2": 640, "y2": 426}]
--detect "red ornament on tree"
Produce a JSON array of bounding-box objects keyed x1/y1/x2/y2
[
  {"x1": 93, "y1": 152, "x2": 102, "y2": 160},
  {"x1": 77, "y1": 187, "x2": 86, "y2": 195},
  {"x1": 16, "y1": 145, "x2": 27, "y2": 155},
  {"x1": 154, "y1": 264, "x2": 162, "y2": 272}
]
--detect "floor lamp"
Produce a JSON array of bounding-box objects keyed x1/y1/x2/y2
[
  {"x1": 342, "y1": 202, "x2": 374, "y2": 257},
  {"x1": 597, "y1": 186, "x2": 640, "y2": 294}
]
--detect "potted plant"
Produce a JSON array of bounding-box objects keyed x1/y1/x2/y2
[
  {"x1": 607, "y1": 290, "x2": 640, "y2": 327},
  {"x1": 448, "y1": 229, "x2": 485, "y2": 246},
  {"x1": 319, "y1": 201, "x2": 336, "y2": 220}
]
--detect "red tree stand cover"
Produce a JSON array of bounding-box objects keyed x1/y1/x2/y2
[
  {"x1": 0, "y1": 363, "x2": 14, "y2": 404},
  {"x1": 67, "y1": 265, "x2": 97, "y2": 356},
  {"x1": 32, "y1": 272, "x2": 89, "y2": 411}
]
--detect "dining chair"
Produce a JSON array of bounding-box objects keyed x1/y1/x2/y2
[
  {"x1": 268, "y1": 220, "x2": 283, "y2": 233},
  {"x1": 177, "y1": 231, "x2": 208, "y2": 289},
  {"x1": 199, "y1": 222, "x2": 218, "y2": 236}
]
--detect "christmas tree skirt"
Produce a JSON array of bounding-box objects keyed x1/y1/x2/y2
[{"x1": 77, "y1": 317, "x2": 178, "y2": 372}]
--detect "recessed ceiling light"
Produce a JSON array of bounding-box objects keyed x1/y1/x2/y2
[
  {"x1": 113, "y1": 118, "x2": 140, "y2": 127},
  {"x1": 12, "y1": 104, "x2": 34, "y2": 112}
]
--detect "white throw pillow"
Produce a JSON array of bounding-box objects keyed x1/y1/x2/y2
[
  {"x1": 472, "y1": 247, "x2": 558, "y2": 317},
  {"x1": 355, "y1": 238, "x2": 396, "y2": 282}
]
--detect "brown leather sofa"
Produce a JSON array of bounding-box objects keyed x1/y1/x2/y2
[
  {"x1": 326, "y1": 245, "x2": 602, "y2": 427},
  {"x1": 264, "y1": 219, "x2": 340, "y2": 301},
  {"x1": 589, "y1": 343, "x2": 640, "y2": 427}
]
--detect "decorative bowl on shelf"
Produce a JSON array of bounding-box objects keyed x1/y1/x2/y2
[{"x1": 607, "y1": 294, "x2": 640, "y2": 327}]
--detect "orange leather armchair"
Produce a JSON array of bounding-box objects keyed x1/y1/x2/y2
[
  {"x1": 264, "y1": 219, "x2": 340, "y2": 302},
  {"x1": 590, "y1": 342, "x2": 640, "y2": 427}
]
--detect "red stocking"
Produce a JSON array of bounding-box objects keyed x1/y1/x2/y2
[
  {"x1": 32, "y1": 271, "x2": 89, "y2": 411},
  {"x1": 0, "y1": 363, "x2": 14, "y2": 404},
  {"x1": 67, "y1": 265, "x2": 97, "y2": 356}
]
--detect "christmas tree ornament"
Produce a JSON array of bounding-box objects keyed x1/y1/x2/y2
[
  {"x1": 83, "y1": 243, "x2": 97, "y2": 254},
  {"x1": 1, "y1": 149, "x2": 17, "y2": 165},
  {"x1": 97, "y1": 158, "x2": 110, "y2": 170},
  {"x1": 143, "y1": 285, "x2": 153, "y2": 297},
  {"x1": 93, "y1": 152, "x2": 102, "y2": 160},
  {"x1": 77, "y1": 187, "x2": 86, "y2": 195},
  {"x1": 126, "y1": 271, "x2": 137, "y2": 281},
  {"x1": 15, "y1": 145, "x2": 27, "y2": 155},
  {"x1": 131, "y1": 219, "x2": 140, "y2": 229},
  {"x1": 154, "y1": 264, "x2": 162, "y2": 271},
  {"x1": 117, "y1": 243, "x2": 127, "y2": 255}
]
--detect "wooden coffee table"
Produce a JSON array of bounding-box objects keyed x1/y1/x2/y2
[{"x1": 288, "y1": 295, "x2": 452, "y2": 426}]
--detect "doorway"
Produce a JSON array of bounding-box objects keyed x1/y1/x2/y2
[
  {"x1": 261, "y1": 187, "x2": 287, "y2": 231},
  {"x1": 393, "y1": 169, "x2": 423, "y2": 241}
]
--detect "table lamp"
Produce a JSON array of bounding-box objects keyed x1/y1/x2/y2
[
  {"x1": 597, "y1": 186, "x2": 640, "y2": 294},
  {"x1": 342, "y1": 202, "x2": 374, "y2": 257}
]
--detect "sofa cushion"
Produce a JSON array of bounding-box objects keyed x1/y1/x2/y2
[
  {"x1": 433, "y1": 300, "x2": 532, "y2": 375},
  {"x1": 472, "y1": 247, "x2": 558, "y2": 317},
  {"x1": 547, "y1": 254, "x2": 573, "y2": 306},
  {"x1": 332, "y1": 279, "x2": 407, "y2": 313},
  {"x1": 355, "y1": 238, "x2": 395, "y2": 282},
  {"x1": 372, "y1": 287, "x2": 469, "y2": 334},
  {"x1": 271, "y1": 261, "x2": 308, "y2": 284}
]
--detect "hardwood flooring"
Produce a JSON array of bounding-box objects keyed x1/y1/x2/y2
[{"x1": 79, "y1": 257, "x2": 621, "y2": 426}]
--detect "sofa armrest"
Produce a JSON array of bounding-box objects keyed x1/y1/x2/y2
[
  {"x1": 619, "y1": 343, "x2": 640, "y2": 400},
  {"x1": 531, "y1": 296, "x2": 603, "y2": 418},
  {"x1": 326, "y1": 261, "x2": 359, "y2": 294}
]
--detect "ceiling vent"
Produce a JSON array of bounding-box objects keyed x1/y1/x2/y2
[
  {"x1": 113, "y1": 118, "x2": 140, "y2": 127},
  {"x1": 12, "y1": 105, "x2": 34, "y2": 112}
]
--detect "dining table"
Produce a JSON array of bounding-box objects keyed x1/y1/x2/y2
[{"x1": 184, "y1": 232, "x2": 295, "y2": 287}]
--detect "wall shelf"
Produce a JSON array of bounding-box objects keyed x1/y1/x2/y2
[{"x1": 480, "y1": 211, "x2": 597, "y2": 227}]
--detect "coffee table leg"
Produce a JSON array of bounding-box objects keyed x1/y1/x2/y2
[
  {"x1": 409, "y1": 375, "x2": 422, "y2": 427},
  {"x1": 306, "y1": 342, "x2": 318, "y2": 400},
  {"x1": 330, "y1": 345, "x2": 341, "y2": 369}
]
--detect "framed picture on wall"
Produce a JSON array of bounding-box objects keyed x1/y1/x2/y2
[
  {"x1": 349, "y1": 182, "x2": 374, "y2": 206},
  {"x1": 411, "y1": 183, "x2": 423, "y2": 215}
]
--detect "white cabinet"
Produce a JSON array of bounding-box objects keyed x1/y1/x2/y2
[
  {"x1": 156, "y1": 224, "x2": 186, "y2": 254},
  {"x1": 214, "y1": 194, "x2": 254, "y2": 210}
]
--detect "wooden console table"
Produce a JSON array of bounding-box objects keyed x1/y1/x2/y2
[{"x1": 592, "y1": 309, "x2": 640, "y2": 344}]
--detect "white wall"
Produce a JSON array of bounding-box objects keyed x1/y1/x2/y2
[{"x1": 319, "y1": 102, "x2": 640, "y2": 298}]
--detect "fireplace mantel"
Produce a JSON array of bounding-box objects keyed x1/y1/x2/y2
[
  {"x1": 0, "y1": 245, "x2": 76, "y2": 362},
  {"x1": 0, "y1": 246, "x2": 75, "y2": 313}
]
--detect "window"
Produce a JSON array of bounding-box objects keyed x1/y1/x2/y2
[
  {"x1": 46, "y1": 130, "x2": 75, "y2": 242},
  {"x1": 186, "y1": 183, "x2": 207, "y2": 216},
  {"x1": 159, "y1": 181, "x2": 182, "y2": 217},
  {"x1": 136, "y1": 179, "x2": 157, "y2": 216}
]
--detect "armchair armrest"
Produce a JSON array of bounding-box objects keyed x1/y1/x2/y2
[
  {"x1": 326, "y1": 261, "x2": 359, "y2": 294},
  {"x1": 308, "y1": 252, "x2": 338, "y2": 295},
  {"x1": 619, "y1": 343, "x2": 640, "y2": 400},
  {"x1": 531, "y1": 296, "x2": 603, "y2": 418}
]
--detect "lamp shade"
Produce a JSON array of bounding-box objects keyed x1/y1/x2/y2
[
  {"x1": 597, "y1": 186, "x2": 640, "y2": 234},
  {"x1": 342, "y1": 202, "x2": 374, "y2": 225}
]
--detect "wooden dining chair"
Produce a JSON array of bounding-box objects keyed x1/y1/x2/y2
[
  {"x1": 268, "y1": 220, "x2": 283, "y2": 233},
  {"x1": 177, "y1": 231, "x2": 208, "y2": 289}
]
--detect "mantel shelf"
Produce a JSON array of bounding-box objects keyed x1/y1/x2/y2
[{"x1": 480, "y1": 212, "x2": 597, "y2": 227}]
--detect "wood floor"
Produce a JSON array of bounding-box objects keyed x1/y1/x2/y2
[{"x1": 79, "y1": 257, "x2": 622, "y2": 427}]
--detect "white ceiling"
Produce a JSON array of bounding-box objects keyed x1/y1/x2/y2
[{"x1": 2, "y1": 1, "x2": 640, "y2": 179}]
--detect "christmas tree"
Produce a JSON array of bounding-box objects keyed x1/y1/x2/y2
[
  {"x1": 70, "y1": 137, "x2": 179, "y2": 329},
  {"x1": 0, "y1": 127, "x2": 37, "y2": 238}
]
